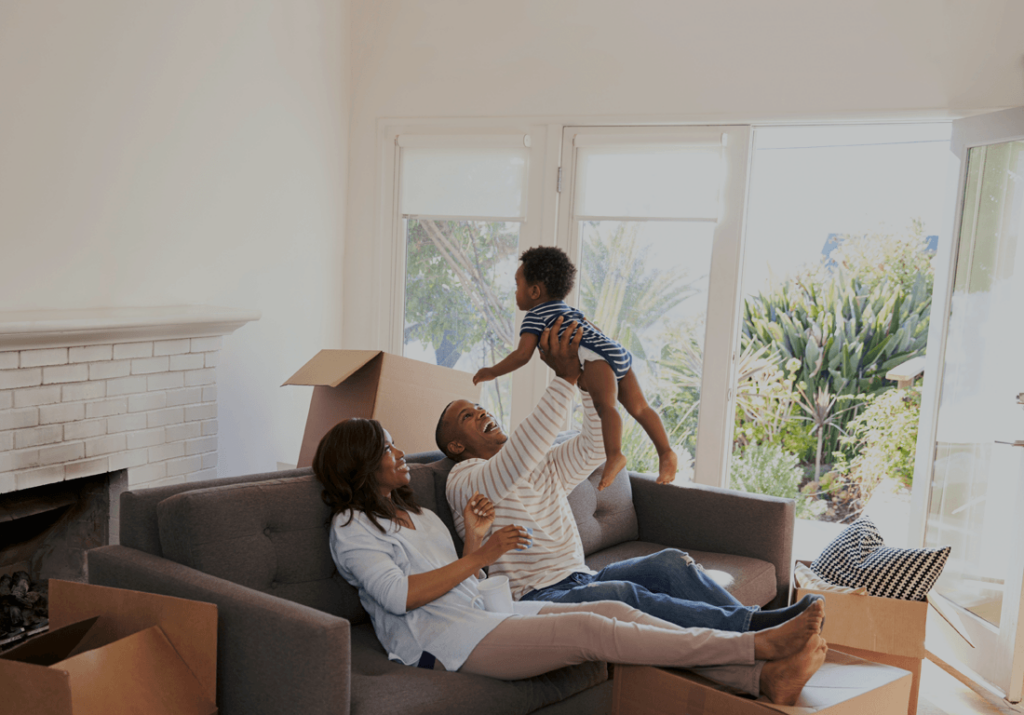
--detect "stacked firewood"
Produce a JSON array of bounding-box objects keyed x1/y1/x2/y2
[{"x1": 0, "y1": 572, "x2": 48, "y2": 641}]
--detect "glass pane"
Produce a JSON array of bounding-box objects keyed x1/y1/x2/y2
[
  {"x1": 734, "y1": 124, "x2": 950, "y2": 526},
  {"x1": 574, "y1": 219, "x2": 715, "y2": 474},
  {"x1": 402, "y1": 219, "x2": 519, "y2": 427},
  {"x1": 400, "y1": 147, "x2": 528, "y2": 218},
  {"x1": 576, "y1": 145, "x2": 722, "y2": 219},
  {"x1": 926, "y1": 140, "x2": 1024, "y2": 627}
]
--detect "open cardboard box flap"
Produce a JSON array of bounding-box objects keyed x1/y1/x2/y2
[
  {"x1": 281, "y1": 349, "x2": 383, "y2": 388},
  {"x1": 0, "y1": 580, "x2": 217, "y2": 715}
]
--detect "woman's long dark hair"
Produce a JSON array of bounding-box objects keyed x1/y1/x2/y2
[{"x1": 312, "y1": 418, "x2": 421, "y2": 533}]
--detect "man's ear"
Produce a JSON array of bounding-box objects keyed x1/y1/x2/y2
[{"x1": 447, "y1": 440, "x2": 465, "y2": 458}]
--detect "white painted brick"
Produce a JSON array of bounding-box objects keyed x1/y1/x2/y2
[
  {"x1": 0, "y1": 391, "x2": 10, "y2": 410},
  {"x1": 204, "y1": 352, "x2": 220, "y2": 368},
  {"x1": 85, "y1": 433, "x2": 126, "y2": 457},
  {"x1": 64, "y1": 419, "x2": 106, "y2": 441},
  {"x1": 128, "y1": 461, "x2": 167, "y2": 486},
  {"x1": 0, "y1": 352, "x2": 19, "y2": 370},
  {"x1": 186, "y1": 436, "x2": 217, "y2": 456},
  {"x1": 165, "y1": 388, "x2": 202, "y2": 407},
  {"x1": 38, "y1": 441, "x2": 85, "y2": 466},
  {"x1": 15, "y1": 425, "x2": 63, "y2": 449},
  {"x1": 169, "y1": 353, "x2": 204, "y2": 371},
  {"x1": 147, "y1": 372, "x2": 185, "y2": 391},
  {"x1": 185, "y1": 404, "x2": 216, "y2": 422},
  {"x1": 62, "y1": 381, "x2": 105, "y2": 402},
  {"x1": 106, "y1": 376, "x2": 148, "y2": 396},
  {"x1": 149, "y1": 441, "x2": 185, "y2": 463},
  {"x1": 107, "y1": 412, "x2": 148, "y2": 434},
  {"x1": 126, "y1": 428, "x2": 166, "y2": 450},
  {"x1": 20, "y1": 348, "x2": 68, "y2": 368},
  {"x1": 39, "y1": 402, "x2": 85, "y2": 425},
  {"x1": 184, "y1": 368, "x2": 216, "y2": 387},
  {"x1": 0, "y1": 368, "x2": 42, "y2": 390},
  {"x1": 0, "y1": 431, "x2": 11, "y2": 452},
  {"x1": 166, "y1": 454, "x2": 202, "y2": 477},
  {"x1": 89, "y1": 360, "x2": 131, "y2": 380},
  {"x1": 85, "y1": 398, "x2": 128, "y2": 419},
  {"x1": 113, "y1": 342, "x2": 153, "y2": 359},
  {"x1": 110, "y1": 449, "x2": 150, "y2": 471},
  {"x1": 0, "y1": 473, "x2": 16, "y2": 494},
  {"x1": 65, "y1": 456, "x2": 110, "y2": 480},
  {"x1": 148, "y1": 407, "x2": 184, "y2": 428},
  {"x1": 0, "y1": 407, "x2": 39, "y2": 431},
  {"x1": 187, "y1": 467, "x2": 217, "y2": 482},
  {"x1": 15, "y1": 385, "x2": 62, "y2": 408},
  {"x1": 129, "y1": 392, "x2": 167, "y2": 413},
  {"x1": 201, "y1": 419, "x2": 218, "y2": 436},
  {"x1": 0, "y1": 448, "x2": 40, "y2": 472},
  {"x1": 190, "y1": 337, "x2": 222, "y2": 353},
  {"x1": 42, "y1": 363, "x2": 89, "y2": 385},
  {"x1": 165, "y1": 422, "x2": 201, "y2": 442},
  {"x1": 201, "y1": 451, "x2": 218, "y2": 469},
  {"x1": 69, "y1": 345, "x2": 113, "y2": 363},
  {"x1": 201, "y1": 386, "x2": 217, "y2": 403},
  {"x1": 131, "y1": 356, "x2": 169, "y2": 375},
  {"x1": 16, "y1": 465, "x2": 64, "y2": 490},
  {"x1": 154, "y1": 339, "x2": 191, "y2": 356}
]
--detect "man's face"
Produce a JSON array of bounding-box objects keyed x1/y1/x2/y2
[{"x1": 443, "y1": 399, "x2": 508, "y2": 460}]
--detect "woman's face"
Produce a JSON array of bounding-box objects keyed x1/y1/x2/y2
[{"x1": 375, "y1": 429, "x2": 409, "y2": 499}]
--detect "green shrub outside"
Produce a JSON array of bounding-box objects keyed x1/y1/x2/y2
[{"x1": 730, "y1": 443, "x2": 826, "y2": 519}]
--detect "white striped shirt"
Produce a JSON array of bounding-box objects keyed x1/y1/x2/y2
[{"x1": 445, "y1": 377, "x2": 606, "y2": 599}]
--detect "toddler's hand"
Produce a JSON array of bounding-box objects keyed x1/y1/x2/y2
[{"x1": 473, "y1": 368, "x2": 496, "y2": 385}]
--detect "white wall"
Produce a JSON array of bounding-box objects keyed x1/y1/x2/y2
[
  {"x1": 344, "y1": 0, "x2": 1024, "y2": 349},
  {"x1": 0, "y1": 0, "x2": 351, "y2": 477}
]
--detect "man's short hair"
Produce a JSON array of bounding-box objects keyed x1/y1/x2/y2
[{"x1": 435, "y1": 401, "x2": 456, "y2": 459}]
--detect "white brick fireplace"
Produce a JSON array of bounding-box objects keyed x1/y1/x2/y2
[{"x1": 0, "y1": 306, "x2": 259, "y2": 544}]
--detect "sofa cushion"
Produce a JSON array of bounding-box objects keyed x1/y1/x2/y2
[
  {"x1": 567, "y1": 464, "x2": 639, "y2": 556},
  {"x1": 348, "y1": 623, "x2": 608, "y2": 715},
  {"x1": 156, "y1": 475, "x2": 369, "y2": 625},
  {"x1": 584, "y1": 541, "x2": 778, "y2": 608}
]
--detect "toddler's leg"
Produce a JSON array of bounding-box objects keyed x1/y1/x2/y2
[
  {"x1": 618, "y1": 369, "x2": 677, "y2": 484},
  {"x1": 583, "y1": 360, "x2": 627, "y2": 490}
]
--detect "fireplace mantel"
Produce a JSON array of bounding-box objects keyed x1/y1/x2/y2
[{"x1": 0, "y1": 306, "x2": 260, "y2": 351}]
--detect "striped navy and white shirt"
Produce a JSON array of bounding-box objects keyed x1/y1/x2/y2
[
  {"x1": 445, "y1": 377, "x2": 606, "y2": 600},
  {"x1": 520, "y1": 300, "x2": 632, "y2": 381}
]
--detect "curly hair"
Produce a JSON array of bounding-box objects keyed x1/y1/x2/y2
[
  {"x1": 519, "y1": 246, "x2": 576, "y2": 301},
  {"x1": 312, "y1": 418, "x2": 421, "y2": 533}
]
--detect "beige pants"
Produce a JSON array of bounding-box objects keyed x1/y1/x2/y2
[{"x1": 460, "y1": 600, "x2": 764, "y2": 696}]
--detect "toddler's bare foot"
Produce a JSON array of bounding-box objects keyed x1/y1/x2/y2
[
  {"x1": 753, "y1": 599, "x2": 824, "y2": 661},
  {"x1": 598, "y1": 453, "x2": 628, "y2": 491},
  {"x1": 759, "y1": 635, "x2": 828, "y2": 705},
  {"x1": 656, "y1": 449, "x2": 678, "y2": 484}
]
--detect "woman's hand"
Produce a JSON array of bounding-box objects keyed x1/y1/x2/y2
[
  {"x1": 463, "y1": 492, "x2": 494, "y2": 542},
  {"x1": 478, "y1": 525, "x2": 532, "y2": 566}
]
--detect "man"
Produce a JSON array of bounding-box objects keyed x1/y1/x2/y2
[{"x1": 439, "y1": 316, "x2": 820, "y2": 633}]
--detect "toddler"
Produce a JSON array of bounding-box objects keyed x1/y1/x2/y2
[{"x1": 473, "y1": 247, "x2": 678, "y2": 489}]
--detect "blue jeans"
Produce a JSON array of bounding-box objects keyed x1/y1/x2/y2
[{"x1": 520, "y1": 549, "x2": 756, "y2": 632}]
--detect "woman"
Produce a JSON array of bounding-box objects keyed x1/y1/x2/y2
[{"x1": 313, "y1": 418, "x2": 827, "y2": 705}]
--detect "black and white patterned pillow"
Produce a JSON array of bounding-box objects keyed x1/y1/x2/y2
[{"x1": 811, "y1": 518, "x2": 950, "y2": 601}]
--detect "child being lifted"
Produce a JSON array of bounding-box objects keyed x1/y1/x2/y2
[{"x1": 474, "y1": 246, "x2": 678, "y2": 489}]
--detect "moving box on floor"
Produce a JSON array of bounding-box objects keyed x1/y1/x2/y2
[
  {"x1": 284, "y1": 349, "x2": 479, "y2": 467},
  {"x1": 0, "y1": 580, "x2": 217, "y2": 715},
  {"x1": 794, "y1": 559, "x2": 927, "y2": 715},
  {"x1": 612, "y1": 649, "x2": 912, "y2": 715}
]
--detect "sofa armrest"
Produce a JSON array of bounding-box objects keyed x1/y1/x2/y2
[
  {"x1": 629, "y1": 473, "x2": 794, "y2": 609},
  {"x1": 88, "y1": 545, "x2": 351, "y2": 715}
]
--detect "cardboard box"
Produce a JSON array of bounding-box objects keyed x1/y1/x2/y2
[
  {"x1": 795, "y1": 560, "x2": 927, "y2": 715},
  {"x1": 0, "y1": 580, "x2": 217, "y2": 715},
  {"x1": 284, "y1": 349, "x2": 479, "y2": 467},
  {"x1": 612, "y1": 649, "x2": 912, "y2": 715}
]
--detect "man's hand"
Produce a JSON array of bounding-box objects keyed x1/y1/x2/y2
[{"x1": 538, "y1": 316, "x2": 582, "y2": 385}]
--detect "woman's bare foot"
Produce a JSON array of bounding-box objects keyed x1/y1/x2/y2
[
  {"x1": 598, "y1": 452, "x2": 628, "y2": 490},
  {"x1": 656, "y1": 448, "x2": 678, "y2": 484},
  {"x1": 759, "y1": 635, "x2": 828, "y2": 705},
  {"x1": 753, "y1": 599, "x2": 824, "y2": 660}
]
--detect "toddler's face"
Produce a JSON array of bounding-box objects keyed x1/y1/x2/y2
[{"x1": 514, "y1": 264, "x2": 537, "y2": 311}]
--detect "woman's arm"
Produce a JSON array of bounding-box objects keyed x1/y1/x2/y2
[{"x1": 473, "y1": 333, "x2": 539, "y2": 384}]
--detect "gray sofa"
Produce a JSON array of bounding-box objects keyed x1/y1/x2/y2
[{"x1": 87, "y1": 449, "x2": 794, "y2": 715}]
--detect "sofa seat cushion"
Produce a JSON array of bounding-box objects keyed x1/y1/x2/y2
[
  {"x1": 348, "y1": 623, "x2": 607, "y2": 715},
  {"x1": 584, "y1": 541, "x2": 777, "y2": 608}
]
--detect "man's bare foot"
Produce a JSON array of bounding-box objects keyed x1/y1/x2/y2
[
  {"x1": 598, "y1": 453, "x2": 628, "y2": 490},
  {"x1": 753, "y1": 599, "x2": 824, "y2": 660},
  {"x1": 656, "y1": 449, "x2": 678, "y2": 484},
  {"x1": 759, "y1": 635, "x2": 828, "y2": 705}
]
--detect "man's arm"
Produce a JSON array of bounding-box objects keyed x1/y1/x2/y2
[{"x1": 548, "y1": 388, "x2": 606, "y2": 491}]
